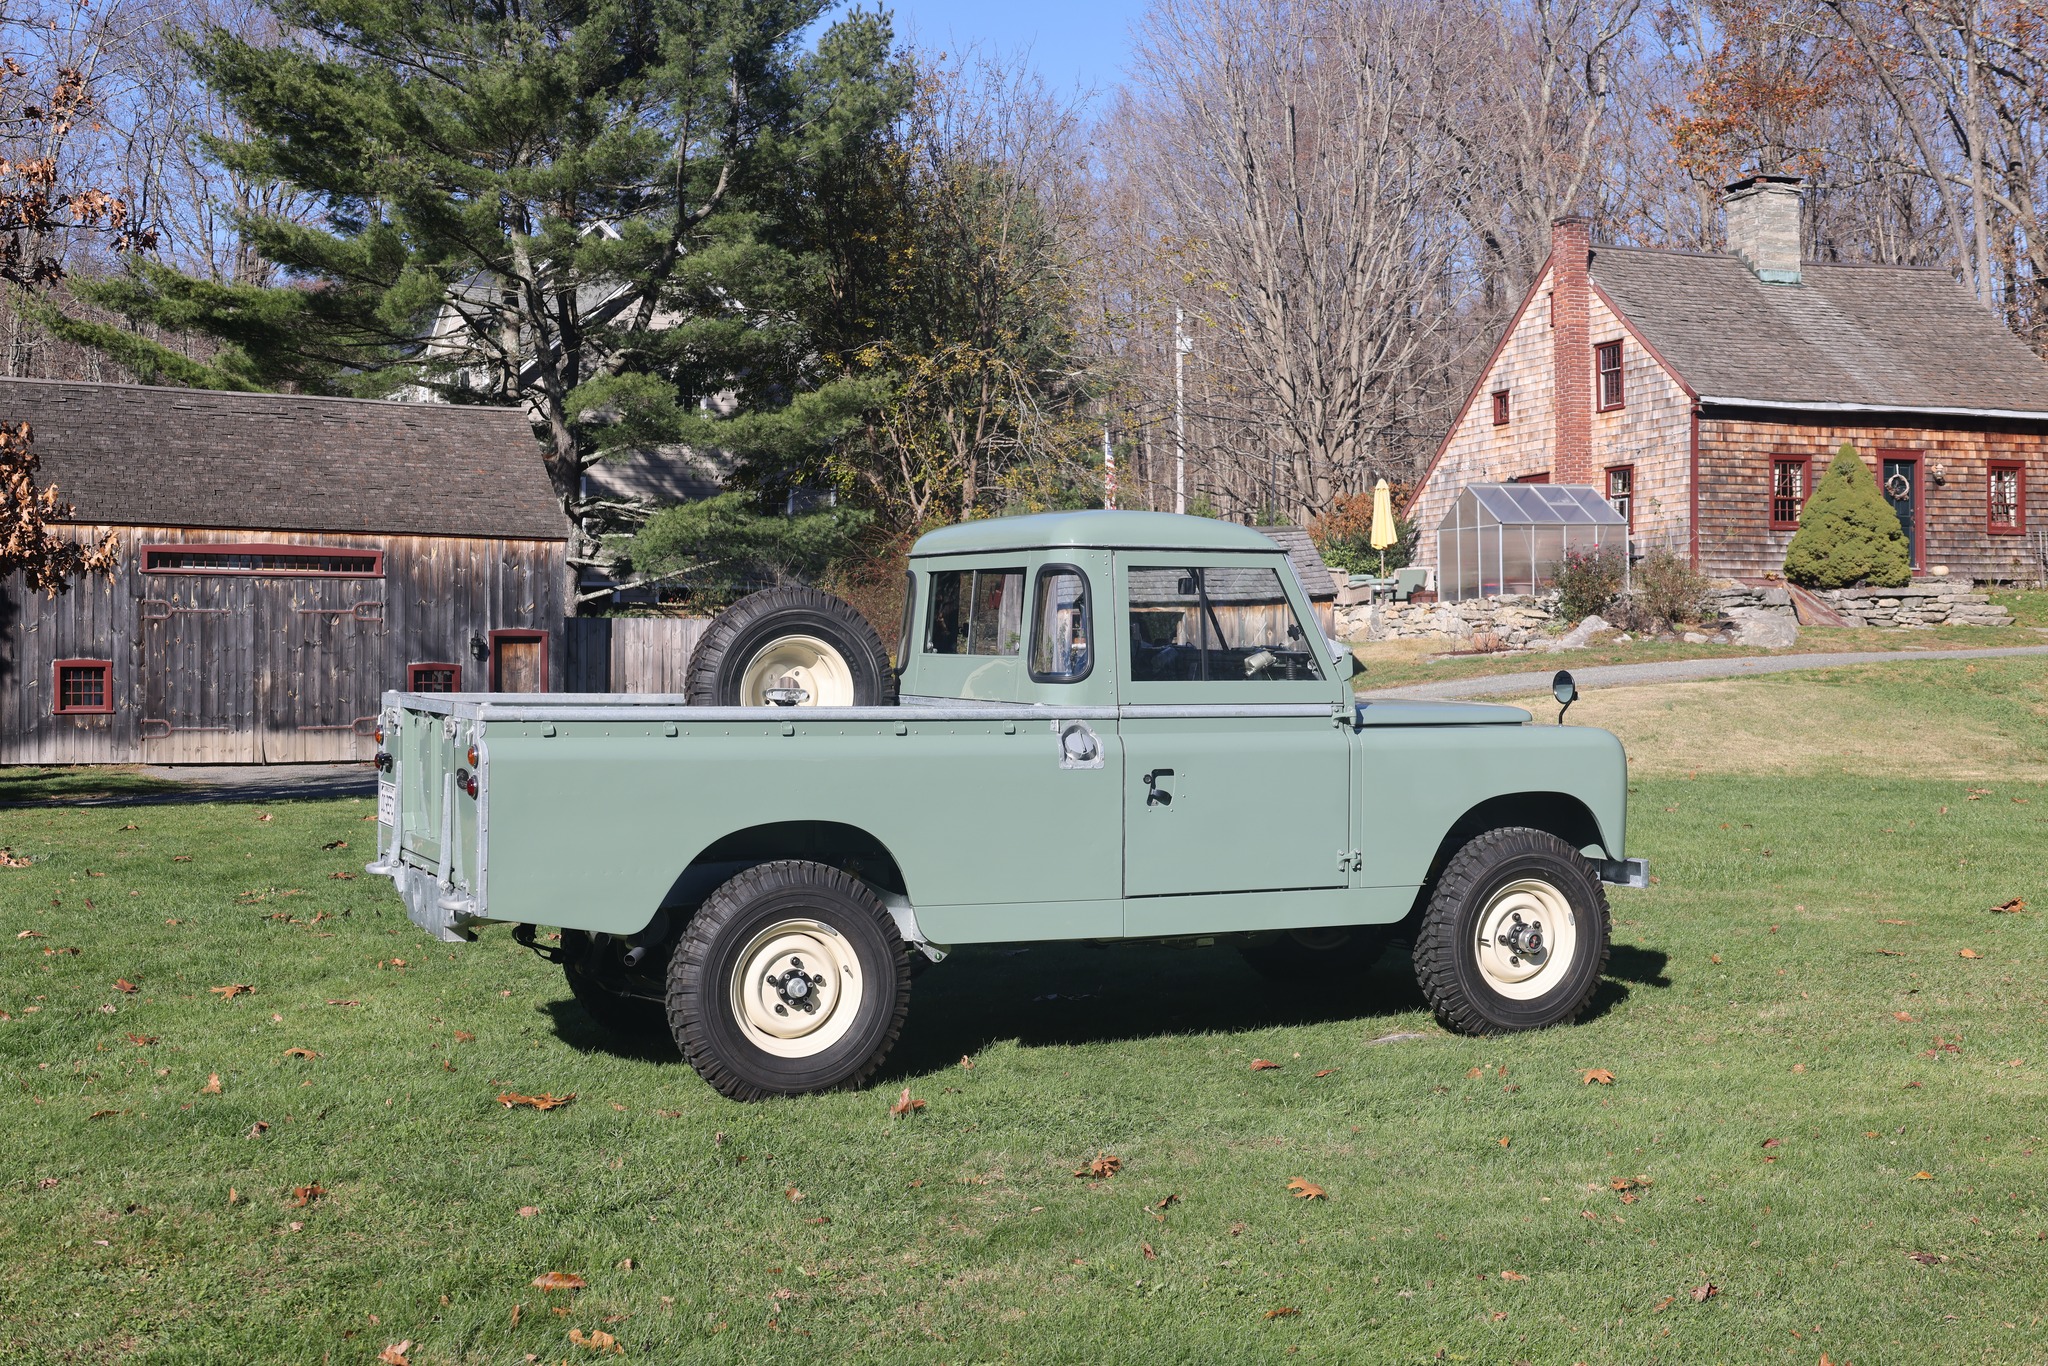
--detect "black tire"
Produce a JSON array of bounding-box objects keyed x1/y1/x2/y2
[
  {"x1": 1238, "y1": 925, "x2": 1394, "y2": 981},
  {"x1": 561, "y1": 929, "x2": 671, "y2": 1039},
  {"x1": 1412, "y1": 827, "x2": 1610, "y2": 1035},
  {"x1": 667, "y1": 860, "x2": 910, "y2": 1101},
  {"x1": 687, "y1": 587, "x2": 897, "y2": 707}
]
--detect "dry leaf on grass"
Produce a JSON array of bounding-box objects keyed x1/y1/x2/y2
[
  {"x1": 1500, "y1": 1270, "x2": 1527, "y2": 1281},
  {"x1": 1073, "y1": 1152, "x2": 1122, "y2": 1179},
  {"x1": 1914, "y1": 1171, "x2": 1934, "y2": 1180},
  {"x1": 15, "y1": 929, "x2": 42, "y2": 938},
  {"x1": 376, "y1": 1342, "x2": 411, "y2": 1366},
  {"x1": 1581, "y1": 1068, "x2": 1615, "y2": 1085},
  {"x1": 1691, "y1": 1283, "x2": 1717, "y2": 1302},
  {"x1": 113, "y1": 978, "x2": 138, "y2": 994},
  {"x1": 171, "y1": 855, "x2": 192, "y2": 863},
  {"x1": 888, "y1": 1087, "x2": 927, "y2": 1117},
  {"x1": 1893, "y1": 1012, "x2": 1914, "y2": 1022},
  {"x1": 1249, "y1": 1059, "x2": 1283, "y2": 1071},
  {"x1": 292, "y1": 1184, "x2": 326, "y2": 1207},
  {"x1": 125, "y1": 1033, "x2": 157, "y2": 1046},
  {"x1": 498, "y1": 1092, "x2": 574, "y2": 1111},
  {"x1": 1142, "y1": 1241, "x2": 1157, "y2": 1260},
  {"x1": 326, "y1": 999, "x2": 358, "y2": 1007},
  {"x1": 1155, "y1": 1193, "x2": 1181, "y2": 1211},
  {"x1": 255, "y1": 813, "x2": 273, "y2": 823},
  {"x1": 958, "y1": 1055, "x2": 974, "y2": 1068},
  {"x1": 1312, "y1": 1068, "x2": 1335, "y2": 1078},
  {"x1": 1992, "y1": 898, "x2": 2026, "y2": 914},
  {"x1": 1285, "y1": 1178, "x2": 1326, "y2": 1200},
  {"x1": 330, "y1": 872, "x2": 356, "y2": 880},
  {"x1": 1959, "y1": 949, "x2": 1981, "y2": 959},
  {"x1": 247, "y1": 1121, "x2": 269, "y2": 1138},
  {"x1": 569, "y1": 1328, "x2": 622, "y2": 1354},
  {"x1": 1466, "y1": 1067, "x2": 1485, "y2": 1079},
  {"x1": 453, "y1": 1030, "x2": 475, "y2": 1043},
  {"x1": 517, "y1": 1206, "x2": 539, "y2": 1218},
  {"x1": 784, "y1": 1187, "x2": 803, "y2": 1203},
  {"x1": 1651, "y1": 1294, "x2": 1675, "y2": 1313},
  {"x1": 321, "y1": 839, "x2": 348, "y2": 850},
  {"x1": 0, "y1": 850, "x2": 32, "y2": 868},
  {"x1": 1761, "y1": 1138, "x2": 1781, "y2": 1149},
  {"x1": 200, "y1": 1074, "x2": 221, "y2": 1094},
  {"x1": 283, "y1": 1047, "x2": 321, "y2": 1060},
  {"x1": 209, "y1": 984, "x2": 253, "y2": 999},
  {"x1": 533, "y1": 1271, "x2": 586, "y2": 1291},
  {"x1": 1264, "y1": 1307, "x2": 1299, "y2": 1320}
]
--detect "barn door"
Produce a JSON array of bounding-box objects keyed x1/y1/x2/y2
[
  {"x1": 1881, "y1": 452, "x2": 1921, "y2": 569},
  {"x1": 141, "y1": 578, "x2": 257, "y2": 763},
  {"x1": 491, "y1": 631, "x2": 547, "y2": 692},
  {"x1": 262, "y1": 578, "x2": 385, "y2": 761}
]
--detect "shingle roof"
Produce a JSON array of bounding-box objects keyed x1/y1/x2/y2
[
  {"x1": 1254, "y1": 526, "x2": 1336, "y2": 599},
  {"x1": 2, "y1": 378, "x2": 567, "y2": 540},
  {"x1": 1588, "y1": 246, "x2": 2048, "y2": 414}
]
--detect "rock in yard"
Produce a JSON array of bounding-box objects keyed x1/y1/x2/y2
[
  {"x1": 1682, "y1": 631, "x2": 1710, "y2": 644},
  {"x1": 1556, "y1": 614, "x2": 1609, "y2": 649},
  {"x1": 1726, "y1": 608, "x2": 1799, "y2": 650}
]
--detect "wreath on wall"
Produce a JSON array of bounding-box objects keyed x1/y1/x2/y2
[{"x1": 1884, "y1": 472, "x2": 1912, "y2": 500}]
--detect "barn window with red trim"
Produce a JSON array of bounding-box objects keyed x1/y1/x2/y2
[
  {"x1": 1491, "y1": 389, "x2": 1510, "y2": 425},
  {"x1": 53, "y1": 659, "x2": 113, "y2": 714},
  {"x1": 1605, "y1": 464, "x2": 1634, "y2": 531},
  {"x1": 1771, "y1": 458, "x2": 1809, "y2": 530},
  {"x1": 1989, "y1": 461, "x2": 2025, "y2": 534},
  {"x1": 1595, "y1": 340, "x2": 1624, "y2": 410},
  {"x1": 407, "y1": 663, "x2": 462, "y2": 693}
]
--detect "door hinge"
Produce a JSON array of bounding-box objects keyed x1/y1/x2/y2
[{"x1": 1337, "y1": 849, "x2": 1362, "y2": 872}]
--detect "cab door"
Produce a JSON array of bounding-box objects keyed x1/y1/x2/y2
[{"x1": 1116, "y1": 555, "x2": 1351, "y2": 901}]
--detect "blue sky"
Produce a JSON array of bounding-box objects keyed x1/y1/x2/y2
[{"x1": 820, "y1": 0, "x2": 1151, "y2": 97}]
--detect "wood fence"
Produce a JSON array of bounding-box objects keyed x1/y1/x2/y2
[{"x1": 564, "y1": 617, "x2": 710, "y2": 694}]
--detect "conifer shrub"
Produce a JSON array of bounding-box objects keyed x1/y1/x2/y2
[{"x1": 1782, "y1": 443, "x2": 1911, "y2": 588}]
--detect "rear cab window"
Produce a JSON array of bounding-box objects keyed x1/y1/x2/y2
[{"x1": 925, "y1": 568, "x2": 1025, "y2": 656}]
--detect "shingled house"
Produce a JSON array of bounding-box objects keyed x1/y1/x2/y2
[
  {"x1": 1410, "y1": 175, "x2": 2048, "y2": 587},
  {"x1": 0, "y1": 379, "x2": 567, "y2": 764}
]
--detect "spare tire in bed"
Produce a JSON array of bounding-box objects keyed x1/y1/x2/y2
[{"x1": 686, "y1": 587, "x2": 898, "y2": 707}]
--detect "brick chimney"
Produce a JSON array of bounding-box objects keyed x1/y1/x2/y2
[
  {"x1": 1723, "y1": 174, "x2": 1803, "y2": 284},
  {"x1": 1549, "y1": 215, "x2": 1593, "y2": 487}
]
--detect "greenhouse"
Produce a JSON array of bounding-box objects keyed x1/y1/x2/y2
[{"x1": 1434, "y1": 483, "x2": 1628, "y2": 602}]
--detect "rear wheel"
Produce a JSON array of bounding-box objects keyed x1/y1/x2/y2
[
  {"x1": 1412, "y1": 827, "x2": 1609, "y2": 1034},
  {"x1": 1238, "y1": 925, "x2": 1393, "y2": 981},
  {"x1": 667, "y1": 861, "x2": 910, "y2": 1100},
  {"x1": 687, "y1": 588, "x2": 896, "y2": 707}
]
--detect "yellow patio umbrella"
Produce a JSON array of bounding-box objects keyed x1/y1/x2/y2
[{"x1": 1368, "y1": 478, "x2": 1398, "y2": 576}]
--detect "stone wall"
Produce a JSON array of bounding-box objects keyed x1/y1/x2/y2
[
  {"x1": 1336, "y1": 594, "x2": 1558, "y2": 648},
  {"x1": 1814, "y1": 580, "x2": 2011, "y2": 627}
]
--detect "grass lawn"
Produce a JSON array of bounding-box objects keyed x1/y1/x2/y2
[
  {"x1": 1349, "y1": 619, "x2": 2048, "y2": 692},
  {"x1": 0, "y1": 766, "x2": 185, "y2": 808},
  {"x1": 4, "y1": 660, "x2": 2046, "y2": 1363}
]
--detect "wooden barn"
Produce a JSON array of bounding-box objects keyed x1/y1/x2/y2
[
  {"x1": 0, "y1": 379, "x2": 567, "y2": 764},
  {"x1": 1410, "y1": 175, "x2": 2048, "y2": 586}
]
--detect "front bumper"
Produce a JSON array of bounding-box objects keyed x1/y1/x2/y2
[
  {"x1": 368, "y1": 856, "x2": 480, "y2": 943},
  {"x1": 1597, "y1": 857, "x2": 1650, "y2": 889}
]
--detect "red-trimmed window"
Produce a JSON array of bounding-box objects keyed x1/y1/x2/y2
[
  {"x1": 1491, "y1": 389, "x2": 1510, "y2": 426},
  {"x1": 407, "y1": 662, "x2": 462, "y2": 693},
  {"x1": 1989, "y1": 460, "x2": 2025, "y2": 534},
  {"x1": 1595, "y1": 340, "x2": 1625, "y2": 410},
  {"x1": 1605, "y1": 464, "x2": 1635, "y2": 531},
  {"x1": 142, "y1": 543, "x2": 383, "y2": 576},
  {"x1": 53, "y1": 659, "x2": 113, "y2": 715},
  {"x1": 1771, "y1": 458, "x2": 1810, "y2": 530}
]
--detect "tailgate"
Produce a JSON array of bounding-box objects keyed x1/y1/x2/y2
[{"x1": 371, "y1": 694, "x2": 485, "y2": 941}]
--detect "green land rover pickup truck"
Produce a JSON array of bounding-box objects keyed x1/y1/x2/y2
[{"x1": 369, "y1": 511, "x2": 1644, "y2": 1100}]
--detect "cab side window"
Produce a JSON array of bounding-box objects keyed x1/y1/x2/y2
[
  {"x1": 1127, "y1": 566, "x2": 1323, "y2": 683},
  {"x1": 924, "y1": 568, "x2": 1025, "y2": 656},
  {"x1": 1029, "y1": 565, "x2": 1092, "y2": 681}
]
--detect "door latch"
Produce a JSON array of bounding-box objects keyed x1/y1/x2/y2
[{"x1": 1144, "y1": 768, "x2": 1174, "y2": 807}]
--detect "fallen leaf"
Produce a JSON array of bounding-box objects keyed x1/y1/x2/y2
[
  {"x1": 1914, "y1": 1171, "x2": 1934, "y2": 1180},
  {"x1": 172, "y1": 855, "x2": 192, "y2": 863},
  {"x1": 15, "y1": 929, "x2": 42, "y2": 938},
  {"x1": 388, "y1": 958, "x2": 406, "y2": 968},
  {"x1": 322, "y1": 840, "x2": 348, "y2": 850},
  {"x1": 1959, "y1": 949, "x2": 1981, "y2": 959},
  {"x1": 209, "y1": 984, "x2": 253, "y2": 999},
  {"x1": 200, "y1": 1074, "x2": 221, "y2": 1094},
  {"x1": 326, "y1": 1000, "x2": 359, "y2": 1007},
  {"x1": 1142, "y1": 1241, "x2": 1157, "y2": 1259},
  {"x1": 1710, "y1": 953, "x2": 1722, "y2": 964},
  {"x1": 518, "y1": 1206, "x2": 539, "y2": 1218},
  {"x1": 1264, "y1": 1307, "x2": 1299, "y2": 1320},
  {"x1": 1155, "y1": 1193, "x2": 1182, "y2": 1211},
  {"x1": 247, "y1": 1121, "x2": 269, "y2": 1137},
  {"x1": 1992, "y1": 898, "x2": 2026, "y2": 914},
  {"x1": 1651, "y1": 1294, "x2": 1675, "y2": 1313},
  {"x1": 805, "y1": 1216, "x2": 830, "y2": 1225},
  {"x1": 283, "y1": 1047, "x2": 321, "y2": 1060},
  {"x1": 1313, "y1": 1068, "x2": 1335, "y2": 1078},
  {"x1": 959, "y1": 1055, "x2": 974, "y2": 1068},
  {"x1": 113, "y1": 978, "x2": 139, "y2": 994},
  {"x1": 377, "y1": 1342, "x2": 411, "y2": 1366},
  {"x1": 569, "y1": 1327, "x2": 622, "y2": 1354},
  {"x1": 532, "y1": 1271, "x2": 586, "y2": 1292},
  {"x1": 1894, "y1": 1012, "x2": 1914, "y2": 1022},
  {"x1": 1581, "y1": 1068, "x2": 1615, "y2": 1085},
  {"x1": 126, "y1": 1033, "x2": 157, "y2": 1047},
  {"x1": 330, "y1": 872, "x2": 356, "y2": 880},
  {"x1": 1466, "y1": 1067, "x2": 1485, "y2": 1079},
  {"x1": 0, "y1": 851, "x2": 32, "y2": 869},
  {"x1": 888, "y1": 1087, "x2": 926, "y2": 1117},
  {"x1": 1074, "y1": 1153, "x2": 1122, "y2": 1179},
  {"x1": 1761, "y1": 1138, "x2": 1780, "y2": 1149},
  {"x1": 1692, "y1": 1282, "x2": 1718, "y2": 1302},
  {"x1": 255, "y1": 812, "x2": 272, "y2": 823},
  {"x1": 1907, "y1": 1251, "x2": 1946, "y2": 1265},
  {"x1": 1500, "y1": 1270, "x2": 1527, "y2": 1281},
  {"x1": 227, "y1": 1187, "x2": 240, "y2": 1204},
  {"x1": 292, "y1": 1183, "x2": 326, "y2": 1207},
  {"x1": 1249, "y1": 1059, "x2": 1283, "y2": 1071},
  {"x1": 453, "y1": 1030, "x2": 475, "y2": 1043},
  {"x1": 498, "y1": 1092, "x2": 575, "y2": 1111},
  {"x1": 1498, "y1": 1137, "x2": 1511, "y2": 1148},
  {"x1": 784, "y1": 1187, "x2": 803, "y2": 1203},
  {"x1": 1285, "y1": 1178, "x2": 1326, "y2": 1200}
]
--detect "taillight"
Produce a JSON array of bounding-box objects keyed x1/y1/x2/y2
[
  {"x1": 374, "y1": 725, "x2": 385, "y2": 745},
  {"x1": 456, "y1": 767, "x2": 478, "y2": 799},
  {"x1": 466, "y1": 744, "x2": 478, "y2": 767},
  {"x1": 374, "y1": 751, "x2": 393, "y2": 773},
  {"x1": 466, "y1": 774, "x2": 479, "y2": 798}
]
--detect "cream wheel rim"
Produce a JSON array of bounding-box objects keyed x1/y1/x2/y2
[
  {"x1": 1473, "y1": 878, "x2": 1578, "y2": 1001},
  {"x1": 738, "y1": 634, "x2": 855, "y2": 707},
  {"x1": 729, "y1": 918, "x2": 864, "y2": 1058}
]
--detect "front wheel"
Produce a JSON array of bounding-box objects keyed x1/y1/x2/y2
[
  {"x1": 667, "y1": 861, "x2": 911, "y2": 1100},
  {"x1": 1412, "y1": 827, "x2": 1609, "y2": 1034}
]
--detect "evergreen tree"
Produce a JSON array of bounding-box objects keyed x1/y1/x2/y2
[
  {"x1": 1782, "y1": 442, "x2": 1912, "y2": 589},
  {"x1": 45, "y1": 0, "x2": 908, "y2": 574}
]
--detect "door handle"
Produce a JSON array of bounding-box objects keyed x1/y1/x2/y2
[{"x1": 1144, "y1": 768, "x2": 1174, "y2": 806}]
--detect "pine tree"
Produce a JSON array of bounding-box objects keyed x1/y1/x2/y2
[
  {"x1": 1782, "y1": 442, "x2": 1912, "y2": 589},
  {"x1": 44, "y1": 0, "x2": 908, "y2": 583}
]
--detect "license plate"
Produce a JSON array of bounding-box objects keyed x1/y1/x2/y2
[{"x1": 377, "y1": 784, "x2": 397, "y2": 825}]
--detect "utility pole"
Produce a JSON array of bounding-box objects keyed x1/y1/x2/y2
[
  {"x1": 1102, "y1": 423, "x2": 1116, "y2": 509},
  {"x1": 1174, "y1": 308, "x2": 1190, "y2": 515}
]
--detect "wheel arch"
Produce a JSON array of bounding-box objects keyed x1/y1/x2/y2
[
  {"x1": 1401, "y1": 792, "x2": 1612, "y2": 925},
  {"x1": 661, "y1": 820, "x2": 910, "y2": 914}
]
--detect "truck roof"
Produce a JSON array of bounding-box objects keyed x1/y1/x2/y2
[{"x1": 910, "y1": 510, "x2": 1281, "y2": 557}]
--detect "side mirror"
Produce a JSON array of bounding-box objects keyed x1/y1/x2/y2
[
  {"x1": 1327, "y1": 637, "x2": 1359, "y2": 680},
  {"x1": 1552, "y1": 669, "x2": 1579, "y2": 724}
]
